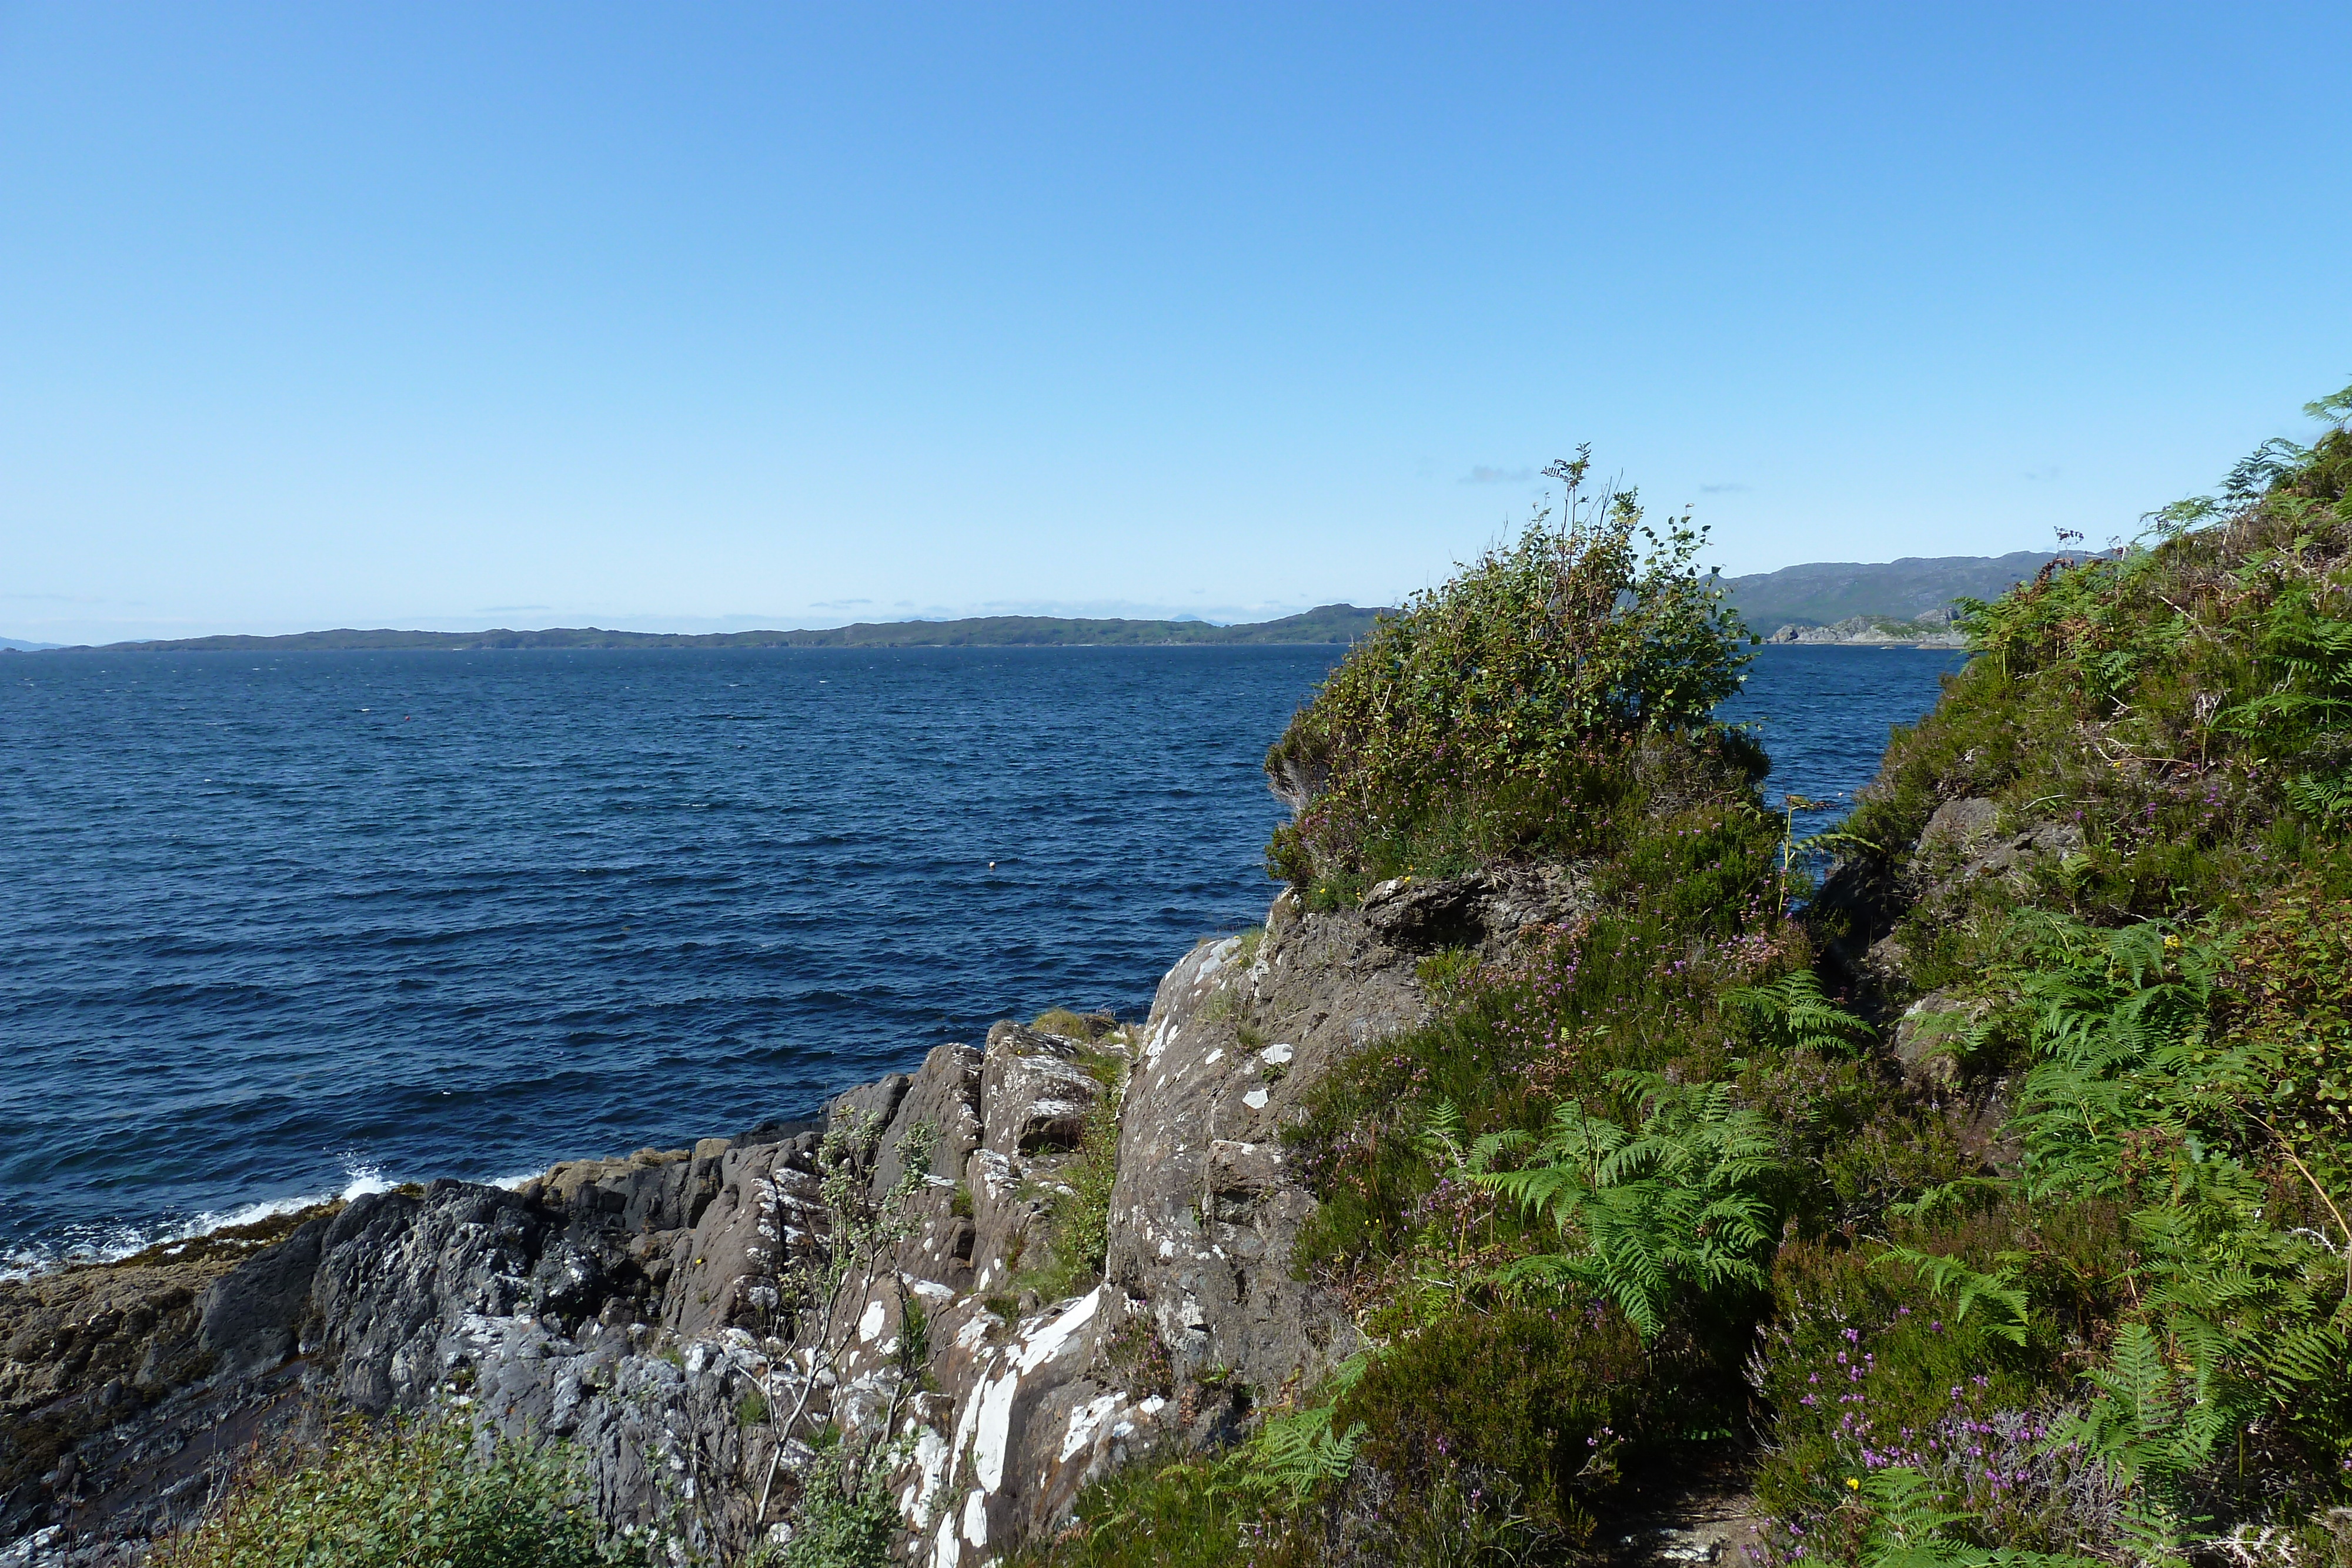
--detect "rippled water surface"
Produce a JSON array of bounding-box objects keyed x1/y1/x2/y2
[{"x1": 0, "y1": 643, "x2": 1963, "y2": 1268}]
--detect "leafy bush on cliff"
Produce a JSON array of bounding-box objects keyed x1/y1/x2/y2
[{"x1": 1263, "y1": 449, "x2": 1758, "y2": 900}]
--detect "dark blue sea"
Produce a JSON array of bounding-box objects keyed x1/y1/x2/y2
[{"x1": 0, "y1": 643, "x2": 1962, "y2": 1273}]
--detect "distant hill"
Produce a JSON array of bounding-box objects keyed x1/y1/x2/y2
[
  {"x1": 76, "y1": 604, "x2": 1392, "y2": 653},
  {"x1": 0, "y1": 637, "x2": 62, "y2": 651},
  {"x1": 1721, "y1": 552, "x2": 2058, "y2": 636},
  {"x1": 49, "y1": 559, "x2": 2067, "y2": 653}
]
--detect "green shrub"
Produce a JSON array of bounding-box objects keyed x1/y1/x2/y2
[
  {"x1": 1028, "y1": 1308, "x2": 1651, "y2": 1568},
  {"x1": 1264, "y1": 448, "x2": 1758, "y2": 897},
  {"x1": 776, "y1": 1430, "x2": 901, "y2": 1568},
  {"x1": 153, "y1": 1414, "x2": 618, "y2": 1568},
  {"x1": 1014, "y1": 1451, "x2": 1258, "y2": 1568},
  {"x1": 1591, "y1": 800, "x2": 1782, "y2": 935},
  {"x1": 1324, "y1": 1300, "x2": 1649, "y2": 1551}
]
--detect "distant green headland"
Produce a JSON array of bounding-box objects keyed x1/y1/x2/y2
[
  {"x1": 71, "y1": 604, "x2": 1390, "y2": 652},
  {"x1": 31, "y1": 554, "x2": 2067, "y2": 653}
]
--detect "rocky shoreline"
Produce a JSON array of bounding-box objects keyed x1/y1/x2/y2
[
  {"x1": 2, "y1": 867, "x2": 1622, "y2": 1568},
  {"x1": 1763, "y1": 611, "x2": 1966, "y2": 647}
]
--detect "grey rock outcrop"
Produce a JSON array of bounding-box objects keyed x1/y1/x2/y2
[
  {"x1": 874, "y1": 1044, "x2": 981, "y2": 1198},
  {"x1": 4, "y1": 863, "x2": 1593, "y2": 1567},
  {"x1": 1823, "y1": 795, "x2": 2088, "y2": 1014},
  {"x1": 1358, "y1": 862, "x2": 1592, "y2": 951},
  {"x1": 658, "y1": 1141, "x2": 828, "y2": 1339},
  {"x1": 1887, "y1": 991, "x2": 1979, "y2": 1090},
  {"x1": 194, "y1": 1217, "x2": 328, "y2": 1379},
  {"x1": 1909, "y1": 797, "x2": 2084, "y2": 908},
  {"x1": 310, "y1": 1182, "x2": 548, "y2": 1415}
]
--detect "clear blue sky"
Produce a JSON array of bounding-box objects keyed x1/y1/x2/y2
[{"x1": 4, "y1": 3, "x2": 2346, "y2": 643}]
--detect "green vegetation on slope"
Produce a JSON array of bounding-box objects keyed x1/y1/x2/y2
[
  {"x1": 1031, "y1": 390, "x2": 2352, "y2": 1567},
  {"x1": 1748, "y1": 382, "x2": 2352, "y2": 1562}
]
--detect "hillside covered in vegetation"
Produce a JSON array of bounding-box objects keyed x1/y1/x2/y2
[
  {"x1": 1027, "y1": 393, "x2": 2352, "y2": 1566},
  {"x1": 34, "y1": 561, "x2": 2065, "y2": 654},
  {"x1": 1724, "y1": 553, "x2": 2059, "y2": 637}
]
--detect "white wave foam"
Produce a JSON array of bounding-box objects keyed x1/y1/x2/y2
[{"x1": 0, "y1": 1159, "x2": 393, "y2": 1283}]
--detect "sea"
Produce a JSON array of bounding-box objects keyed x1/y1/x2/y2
[{"x1": 0, "y1": 643, "x2": 1964, "y2": 1276}]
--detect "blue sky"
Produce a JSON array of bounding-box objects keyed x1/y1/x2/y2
[{"x1": 4, "y1": 3, "x2": 2346, "y2": 643}]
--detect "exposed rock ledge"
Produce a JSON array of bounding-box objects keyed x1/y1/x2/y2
[{"x1": 2, "y1": 865, "x2": 1590, "y2": 1567}]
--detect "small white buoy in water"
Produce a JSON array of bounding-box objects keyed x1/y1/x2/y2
[{"x1": 988, "y1": 861, "x2": 996, "y2": 869}]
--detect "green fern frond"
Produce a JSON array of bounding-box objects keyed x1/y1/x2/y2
[
  {"x1": 1722, "y1": 969, "x2": 1874, "y2": 1056},
  {"x1": 1231, "y1": 1350, "x2": 1377, "y2": 1503},
  {"x1": 2266, "y1": 1323, "x2": 2346, "y2": 1388},
  {"x1": 2093, "y1": 1323, "x2": 2174, "y2": 1436},
  {"x1": 1250, "y1": 1407, "x2": 1364, "y2": 1500},
  {"x1": 1887, "y1": 1176, "x2": 2013, "y2": 1221},
  {"x1": 1463, "y1": 1127, "x2": 1522, "y2": 1174},
  {"x1": 1471, "y1": 1073, "x2": 1783, "y2": 1338},
  {"x1": 1417, "y1": 1099, "x2": 1466, "y2": 1168},
  {"x1": 2285, "y1": 770, "x2": 2352, "y2": 820},
  {"x1": 1788, "y1": 1466, "x2": 2113, "y2": 1568},
  {"x1": 1873, "y1": 1246, "x2": 2031, "y2": 1347}
]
